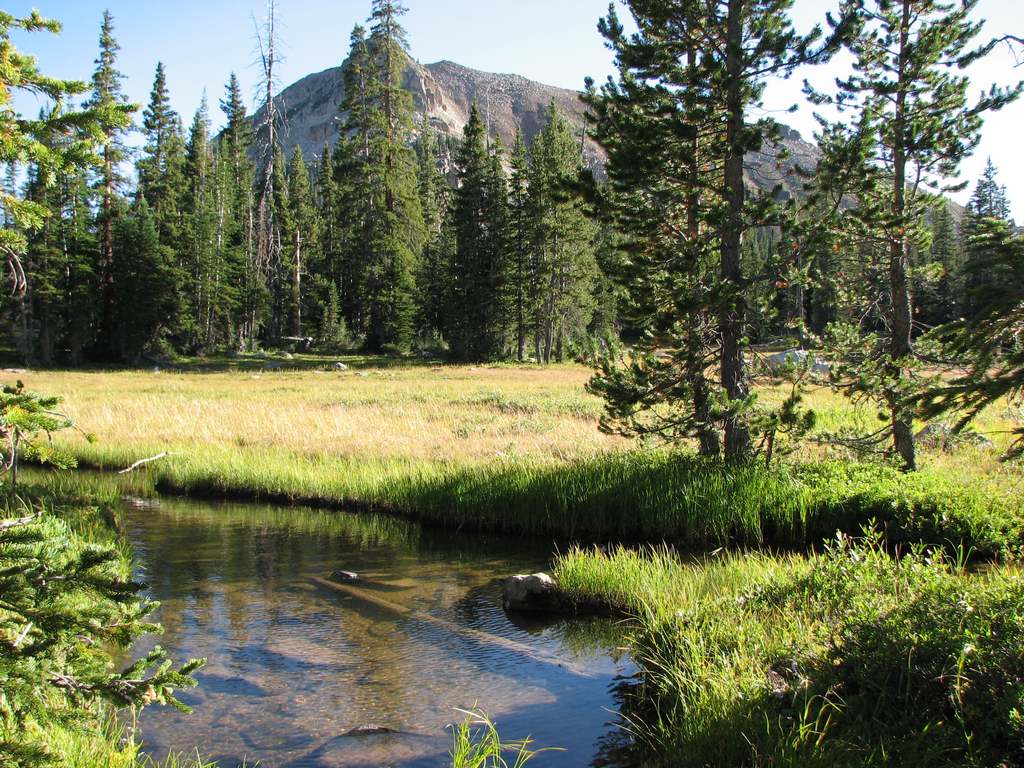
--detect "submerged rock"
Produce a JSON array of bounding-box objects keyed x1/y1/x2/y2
[
  {"x1": 340, "y1": 724, "x2": 399, "y2": 737},
  {"x1": 502, "y1": 572, "x2": 565, "y2": 614}
]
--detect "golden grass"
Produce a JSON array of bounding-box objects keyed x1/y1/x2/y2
[
  {"x1": 11, "y1": 356, "x2": 1023, "y2": 517},
  {"x1": 23, "y1": 362, "x2": 619, "y2": 466}
]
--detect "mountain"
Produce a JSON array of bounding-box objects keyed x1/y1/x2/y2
[{"x1": 262, "y1": 57, "x2": 822, "y2": 197}]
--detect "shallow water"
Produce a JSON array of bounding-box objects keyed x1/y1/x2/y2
[{"x1": 121, "y1": 496, "x2": 636, "y2": 767}]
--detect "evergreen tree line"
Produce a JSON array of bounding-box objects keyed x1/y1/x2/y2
[{"x1": 7, "y1": 1, "x2": 611, "y2": 365}]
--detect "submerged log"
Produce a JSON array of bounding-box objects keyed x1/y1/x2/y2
[{"x1": 310, "y1": 575, "x2": 595, "y2": 678}]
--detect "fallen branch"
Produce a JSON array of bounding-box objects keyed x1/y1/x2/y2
[
  {"x1": 118, "y1": 452, "x2": 172, "y2": 474},
  {"x1": 0, "y1": 513, "x2": 39, "y2": 531}
]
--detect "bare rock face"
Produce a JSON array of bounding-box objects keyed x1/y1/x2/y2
[
  {"x1": 256, "y1": 57, "x2": 825, "y2": 196},
  {"x1": 502, "y1": 572, "x2": 561, "y2": 614},
  {"x1": 263, "y1": 57, "x2": 600, "y2": 169}
]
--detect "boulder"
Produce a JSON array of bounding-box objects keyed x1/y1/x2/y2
[
  {"x1": 501, "y1": 572, "x2": 562, "y2": 614},
  {"x1": 334, "y1": 362, "x2": 348, "y2": 371},
  {"x1": 765, "y1": 348, "x2": 830, "y2": 376},
  {"x1": 330, "y1": 570, "x2": 359, "y2": 581},
  {"x1": 916, "y1": 422, "x2": 993, "y2": 451}
]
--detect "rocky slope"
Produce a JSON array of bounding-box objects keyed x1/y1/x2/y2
[
  {"x1": 264, "y1": 57, "x2": 822, "y2": 196},
  {"x1": 270, "y1": 58, "x2": 602, "y2": 166}
]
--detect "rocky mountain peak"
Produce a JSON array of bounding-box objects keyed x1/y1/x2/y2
[{"x1": 263, "y1": 56, "x2": 822, "y2": 196}]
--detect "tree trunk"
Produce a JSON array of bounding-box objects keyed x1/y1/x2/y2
[
  {"x1": 685, "y1": 44, "x2": 720, "y2": 459},
  {"x1": 720, "y1": 0, "x2": 752, "y2": 461},
  {"x1": 291, "y1": 227, "x2": 302, "y2": 337},
  {"x1": 889, "y1": 0, "x2": 917, "y2": 471}
]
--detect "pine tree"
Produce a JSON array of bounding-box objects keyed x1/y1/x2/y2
[
  {"x1": 413, "y1": 125, "x2": 451, "y2": 342},
  {"x1": 918, "y1": 202, "x2": 962, "y2": 327},
  {"x1": 919, "y1": 221, "x2": 1024, "y2": 456},
  {"x1": 962, "y1": 159, "x2": 1014, "y2": 317},
  {"x1": 528, "y1": 103, "x2": 597, "y2": 364},
  {"x1": 334, "y1": 25, "x2": 374, "y2": 338},
  {"x1": 585, "y1": 1, "x2": 832, "y2": 459},
  {"x1": 448, "y1": 105, "x2": 505, "y2": 360},
  {"x1": 507, "y1": 130, "x2": 533, "y2": 361},
  {"x1": 217, "y1": 73, "x2": 256, "y2": 350},
  {"x1": 361, "y1": 0, "x2": 425, "y2": 351},
  {"x1": 112, "y1": 199, "x2": 180, "y2": 362},
  {"x1": 814, "y1": 0, "x2": 1021, "y2": 469},
  {"x1": 0, "y1": 11, "x2": 129, "y2": 365},
  {"x1": 85, "y1": 10, "x2": 136, "y2": 358},
  {"x1": 285, "y1": 146, "x2": 316, "y2": 338},
  {"x1": 182, "y1": 95, "x2": 219, "y2": 351},
  {"x1": 138, "y1": 63, "x2": 185, "y2": 246},
  {"x1": 135, "y1": 63, "x2": 187, "y2": 344}
]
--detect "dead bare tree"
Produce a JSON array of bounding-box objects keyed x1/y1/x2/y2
[{"x1": 249, "y1": 0, "x2": 285, "y2": 345}]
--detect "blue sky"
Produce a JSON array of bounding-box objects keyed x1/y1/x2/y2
[{"x1": 11, "y1": 0, "x2": 1024, "y2": 216}]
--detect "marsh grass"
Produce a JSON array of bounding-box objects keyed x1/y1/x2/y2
[
  {"x1": 16, "y1": 360, "x2": 1024, "y2": 555},
  {"x1": 38, "y1": 720, "x2": 219, "y2": 768},
  {"x1": 554, "y1": 539, "x2": 1024, "y2": 767},
  {"x1": 449, "y1": 709, "x2": 559, "y2": 768}
]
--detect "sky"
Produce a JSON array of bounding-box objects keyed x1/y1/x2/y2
[{"x1": 11, "y1": 0, "x2": 1024, "y2": 217}]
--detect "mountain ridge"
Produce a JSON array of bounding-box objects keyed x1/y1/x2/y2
[{"x1": 261, "y1": 57, "x2": 822, "y2": 200}]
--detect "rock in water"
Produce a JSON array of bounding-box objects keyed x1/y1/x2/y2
[
  {"x1": 330, "y1": 570, "x2": 359, "y2": 581},
  {"x1": 502, "y1": 572, "x2": 561, "y2": 614}
]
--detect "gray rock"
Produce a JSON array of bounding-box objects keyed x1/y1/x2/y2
[
  {"x1": 502, "y1": 572, "x2": 562, "y2": 614},
  {"x1": 334, "y1": 362, "x2": 348, "y2": 371},
  {"x1": 915, "y1": 422, "x2": 993, "y2": 451},
  {"x1": 766, "y1": 349, "x2": 830, "y2": 376},
  {"x1": 330, "y1": 570, "x2": 359, "y2": 582}
]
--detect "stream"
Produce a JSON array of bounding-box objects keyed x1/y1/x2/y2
[{"x1": 119, "y1": 494, "x2": 637, "y2": 767}]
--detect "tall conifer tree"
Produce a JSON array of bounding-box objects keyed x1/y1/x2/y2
[
  {"x1": 218, "y1": 73, "x2": 256, "y2": 349},
  {"x1": 85, "y1": 10, "x2": 136, "y2": 358},
  {"x1": 183, "y1": 96, "x2": 219, "y2": 350},
  {"x1": 814, "y1": 0, "x2": 1021, "y2": 469},
  {"x1": 585, "y1": 1, "x2": 834, "y2": 458},
  {"x1": 362, "y1": 0, "x2": 425, "y2": 351}
]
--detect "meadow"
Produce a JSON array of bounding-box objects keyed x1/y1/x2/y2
[
  {"x1": 13, "y1": 355, "x2": 1024, "y2": 767},
  {"x1": 17, "y1": 354, "x2": 1024, "y2": 556}
]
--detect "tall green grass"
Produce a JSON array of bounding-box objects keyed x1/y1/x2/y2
[
  {"x1": 554, "y1": 538, "x2": 1024, "y2": 767},
  {"x1": 448, "y1": 709, "x2": 557, "y2": 768},
  {"x1": 55, "y1": 447, "x2": 1024, "y2": 559}
]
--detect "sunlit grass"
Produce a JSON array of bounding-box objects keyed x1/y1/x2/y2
[
  {"x1": 554, "y1": 540, "x2": 1024, "y2": 767},
  {"x1": 14, "y1": 359, "x2": 1024, "y2": 554}
]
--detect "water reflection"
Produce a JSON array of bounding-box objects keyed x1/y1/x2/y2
[{"x1": 122, "y1": 496, "x2": 635, "y2": 767}]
